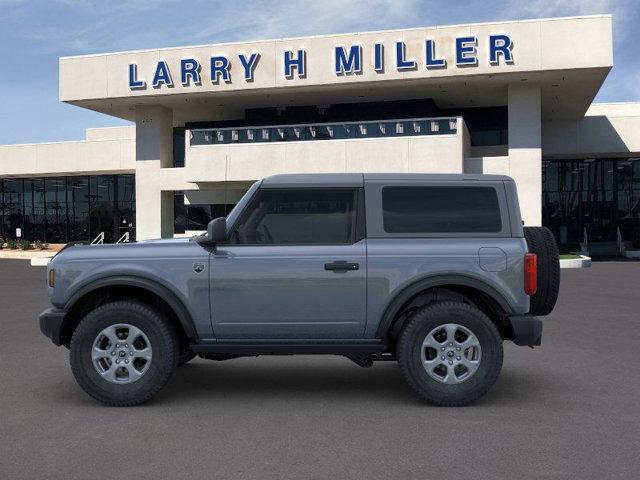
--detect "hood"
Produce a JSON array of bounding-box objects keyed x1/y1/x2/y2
[
  {"x1": 50, "y1": 236, "x2": 194, "y2": 265},
  {"x1": 137, "y1": 237, "x2": 193, "y2": 245}
]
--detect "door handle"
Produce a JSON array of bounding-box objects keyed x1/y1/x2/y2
[{"x1": 324, "y1": 261, "x2": 359, "y2": 271}]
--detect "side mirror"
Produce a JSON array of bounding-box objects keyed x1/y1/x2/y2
[{"x1": 207, "y1": 217, "x2": 227, "y2": 243}]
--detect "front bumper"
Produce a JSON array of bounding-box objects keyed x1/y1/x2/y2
[
  {"x1": 507, "y1": 315, "x2": 542, "y2": 347},
  {"x1": 39, "y1": 308, "x2": 67, "y2": 346}
]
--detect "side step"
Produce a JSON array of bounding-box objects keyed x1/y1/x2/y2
[{"x1": 190, "y1": 340, "x2": 387, "y2": 356}]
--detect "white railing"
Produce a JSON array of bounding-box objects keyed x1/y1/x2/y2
[
  {"x1": 116, "y1": 232, "x2": 130, "y2": 244},
  {"x1": 580, "y1": 227, "x2": 589, "y2": 255},
  {"x1": 190, "y1": 116, "x2": 459, "y2": 146},
  {"x1": 617, "y1": 227, "x2": 626, "y2": 254},
  {"x1": 90, "y1": 232, "x2": 104, "y2": 245}
]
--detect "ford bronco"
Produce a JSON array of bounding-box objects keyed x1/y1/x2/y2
[{"x1": 39, "y1": 173, "x2": 560, "y2": 406}]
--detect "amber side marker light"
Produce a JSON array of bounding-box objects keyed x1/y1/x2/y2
[
  {"x1": 524, "y1": 253, "x2": 537, "y2": 295},
  {"x1": 48, "y1": 269, "x2": 55, "y2": 288}
]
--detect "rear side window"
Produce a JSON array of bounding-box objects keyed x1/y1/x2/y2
[{"x1": 382, "y1": 186, "x2": 502, "y2": 233}]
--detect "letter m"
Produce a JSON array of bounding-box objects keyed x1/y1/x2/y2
[{"x1": 335, "y1": 45, "x2": 363, "y2": 75}]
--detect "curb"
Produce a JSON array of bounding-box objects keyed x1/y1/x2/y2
[
  {"x1": 30, "y1": 257, "x2": 52, "y2": 267},
  {"x1": 560, "y1": 255, "x2": 591, "y2": 269}
]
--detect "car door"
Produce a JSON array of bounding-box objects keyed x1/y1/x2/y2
[{"x1": 210, "y1": 186, "x2": 367, "y2": 339}]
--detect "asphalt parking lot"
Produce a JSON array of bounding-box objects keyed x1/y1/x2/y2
[{"x1": 0, "y1": 260, "x2": 639, "y2": 479}]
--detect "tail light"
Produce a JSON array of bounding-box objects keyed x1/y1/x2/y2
[{"x1": 524, "y1": 253, "x2": 537, "y2": 295}]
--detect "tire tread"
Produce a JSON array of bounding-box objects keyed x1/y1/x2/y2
[
  {"x1": 70, "y1": 300, "x2": 178, "y2": 407},
  {"x1": 524, "y1": 226, "x2": 560, "y2": 316},
  {"x1": 396, "y1": 301, "x2": 503, "y2": 407}
]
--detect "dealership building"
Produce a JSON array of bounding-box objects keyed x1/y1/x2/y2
[{"x1": 1, "y1": 15, "x2": 639, "y2": 253}]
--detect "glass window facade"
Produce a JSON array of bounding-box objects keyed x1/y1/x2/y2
[
  {"x1": 173, "y1": 127, "x2": 186, "y2": 168},
  {"x1": 0, "y1": 174, "x2": 135, "y2": 243},
  {"x1": 542, "y1": 158, "x2": 640, "y2": 248}
]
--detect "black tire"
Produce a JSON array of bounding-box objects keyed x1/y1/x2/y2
[
  {"x1": 523, "y1": 226, "x2": 560, "y2": 316},
  {"x1": 397, "y1": 302, "x2": 503, "y2": 406},
  {"x1": 70, "y1": 300, "x2": 178, "y2": 406},
  {"x1": 177, "y1": 348, "x2": 197, "y2": 366}
]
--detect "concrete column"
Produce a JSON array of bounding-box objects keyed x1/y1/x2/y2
[
  {"x1": 508, "y1": 84, "x2": 542, "y2": 226},
  {"x1": 135, "y1": 106, "x2": 175, "y2": 240}
]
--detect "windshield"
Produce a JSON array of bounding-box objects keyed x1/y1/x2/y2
[
  {"x1": 191, "y1": 181, "x2": 261, "y2": 241},
  {"x1": 224, "y1": 180, "x2": 261, "y2": 233}
]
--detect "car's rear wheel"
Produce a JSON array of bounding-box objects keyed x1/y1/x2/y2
[
  {"x1": 70, "y1": 300, "x2": 178, "y2": 406},
  {"x1": 397, "y1": 301, "x2": 503, "y2": 406}
]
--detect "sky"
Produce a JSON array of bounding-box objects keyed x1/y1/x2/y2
[{"x1": 0, "y1": 0, "x2": 638, "y2": 145}]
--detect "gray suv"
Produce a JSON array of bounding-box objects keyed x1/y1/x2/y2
[{"x1": 39, "y1": 173, "x2": 560, "y2": 406}]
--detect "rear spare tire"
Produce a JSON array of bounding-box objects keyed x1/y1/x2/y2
[{"x1": 523, "y1": 226, "x2": 560, "y2": 316}]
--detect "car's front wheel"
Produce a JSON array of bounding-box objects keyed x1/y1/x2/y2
[
  {"x1": 70, "y1": 300, "x2": 178, "y2": 406},
  {"x1": 397, "y1": 301, "x2": 503, "y2": 406}
]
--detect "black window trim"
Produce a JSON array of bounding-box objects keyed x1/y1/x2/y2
[
  {"x1": 224, "y1": 186, "x2": 364, "y2": 247},
  {"x1": 364, "y1": 180, "x2": 511, "y2": 239}
]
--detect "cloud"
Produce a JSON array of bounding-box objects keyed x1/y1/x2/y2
[
  {"x1": 499, "y1": 0, "x2": 638, "y2": 101},
  {"x1": 509, "y1": 0, "x2": 614, "y2": 17},
  {"x1": 2, "y1": 0, "x2": 638, "y2": 103},
  {"x1": 503, "y1": 0, "x2": 632, "y2": 41},
  {"x1": 5, "y1": 0, "x2": 425, "y2": 54},
  {"x1": 189, "y1": 0, "x2": 423, "y2": 42}
]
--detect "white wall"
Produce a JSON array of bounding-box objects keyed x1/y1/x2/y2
[
  {"x1": 543, "y1": 102, "x2": 640, "y2": 156},
  {"x1": 184, "y1": 187, "x2": 251, "y2": 205},
  {"x1": 0, "y1": 133, "x2": 135, "y2": 177},
  {"x1": 60, "y1": 16, "x2": 613, "y2": 103},
  {"x1": 464, "y1": 156, "x2": 509, "y2": 175},
  {"x1": 185, "y1": 124, "x2": 465, "y2": 184},
  {"x1": 85, "y1": 126, "x2": 135, "y2": 141}
]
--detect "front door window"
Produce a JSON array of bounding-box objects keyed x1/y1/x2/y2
[{"x1": 232, "y1": 188, "x2": 357, "y2": 245}]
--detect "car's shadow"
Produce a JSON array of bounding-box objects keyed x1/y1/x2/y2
[
  {"x1": 48, "y1": 358, "x2": 550, "y2": 408},
  {"x1": 156, "y1": 358, "x2": 549, "y2": 407}
]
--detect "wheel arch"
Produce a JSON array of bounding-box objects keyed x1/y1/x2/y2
[
  {"x1": 60, "y1": 276, "x2": 197, "y2": 347},
  {"x1": 375, "y1": 274, "x2": 514, "y2": 343}
]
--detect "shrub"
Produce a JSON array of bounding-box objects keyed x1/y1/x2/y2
[
  {"x1": 0, "y1": 237, "x2": 4, "y2": 249},
  {"x1": 7, "y1": 239, "x2": 19, "y2": 250},
  {"x1": 19, "y1": 240, "x2": 32, "y2": 250},
  {"x1": 34, "y1": 240, "x2": 44, "y2": 250},
  {"x1": 42, "y1": 243, "x2": 50, "y2": 250}
]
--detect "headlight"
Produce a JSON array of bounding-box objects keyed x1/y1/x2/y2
[{"x1": 48, "y1": 269, "x2": 55, "y2": 288}]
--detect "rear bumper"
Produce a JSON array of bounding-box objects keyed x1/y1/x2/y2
[
  {"x1": 39, "y1": 308, "x2": 67, "y2": 346},
  {"x1": 507, "y1": 315, "x2": 542, "y2": 346}
]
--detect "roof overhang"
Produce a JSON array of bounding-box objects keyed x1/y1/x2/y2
[{"x1": 60, "y1": 15, "x2": 613, "y2": 123}]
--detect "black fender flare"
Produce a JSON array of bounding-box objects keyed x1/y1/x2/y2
[
  {"x1": 375, "y1": 274, "x2": 514, "y2": 339},
  {"x1": 64, "y1": 275, "x2": 198, "y2": 339}
]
